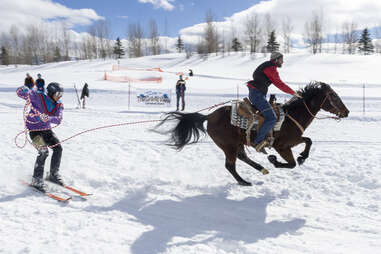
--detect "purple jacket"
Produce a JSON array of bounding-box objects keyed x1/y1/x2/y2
[{"x1": 16, "y1": 86, "x2": 63, "y2": 131}]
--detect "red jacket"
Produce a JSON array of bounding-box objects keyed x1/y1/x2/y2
[{"x1": 248, "y1": 60, "x2": 295, "y2": 95}]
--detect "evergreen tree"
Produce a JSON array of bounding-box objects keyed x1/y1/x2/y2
[
  {"x1": 0, "y1": 46, "x2": 10, "y2": 65},
  {"x1": 231, "y1": 38, "x2": 242, "y2": 52},
  {"x1": 113, "y1": 37, "x2": 125, "y2": 59},
  {"x1": 266, "y1": 30, "x2": 280, "y2": 53},
  {"x1": 358, "y1": 28, "x2": 374, "y2": 55},
  {"x1": 176, "y1": 36, "x2": 184, "y2": 53}
]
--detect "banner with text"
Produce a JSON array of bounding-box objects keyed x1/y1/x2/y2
[{"x1": 134, "y1": 88, "x2": 172, "y2": 107}]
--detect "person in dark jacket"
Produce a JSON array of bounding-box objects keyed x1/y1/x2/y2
[
  {"x1": 16, "y1": 82, "x2": 65, "y2": 192},
  {"x1": 247, "y1": 52, "x2": 301, "y2": 153},
  {"x1": 80, "y1": 83, "x2": 89, "y2": 109},
  {"x1": 176, "y1": 75, "x2": 186, "y2": 111},
  {"x1": 35, "y1": 73, "x2": 45, "y2": 92},
  {"x1": 24, "y1": 73, "x2": 35, "y2": 89}
]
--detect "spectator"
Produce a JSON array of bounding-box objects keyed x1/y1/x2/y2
[
  {"x1": 24, "y1": 73, "x2": 35, "y2": 89},
  {"x1": 176, "y1": 75, "x2": 186, "y2": 111},
  {"x1": 80, "y1": 83, "x2": 89, "y2": 109},
  {"x1": 189, "y1": 69, "x2": 193, "y2": 76},
  {"x1": 35, "y1": 73, "x2": 45, "y2": 92}
]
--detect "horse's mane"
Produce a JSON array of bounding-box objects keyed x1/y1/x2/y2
[{"x1": 283, "y1": 81, "x2": 330, "y2": 110}]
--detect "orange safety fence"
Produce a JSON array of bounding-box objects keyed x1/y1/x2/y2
[
  {"x1": 104, "y1": 72, "x2": 162, "y2": 83},
  {"x1": 112, "y1": 65, "x2": 164, "y2": 72}
]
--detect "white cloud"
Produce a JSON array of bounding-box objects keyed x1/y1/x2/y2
[
  {"x1": 138, "y1": 0, "x2": 175, "y2": 11},
  {"x1": 179, "y1": 0, "x2": 381, "y2": 45},
  {"x1": 0, "y1": 0, "x2": 103, "y2": 34}
]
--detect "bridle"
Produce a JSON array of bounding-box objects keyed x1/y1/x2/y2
[{"x1": 286, "y1": 90, "x2": 341, "y2": 134}]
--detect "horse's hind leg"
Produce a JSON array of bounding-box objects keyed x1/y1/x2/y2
[
  {"x1": 268, "y1": 147, "x2": 297, "y2": 168},
  {"x1": 237, "y1": 146, "x2": 269, "y2": 175},
  {"x1": 221, "y1": 145, "x2": 252, "y2": 186}
]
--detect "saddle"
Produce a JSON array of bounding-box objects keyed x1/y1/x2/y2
[{"x1": 231, "y1": 95, "x2": 285, "y2": 147}]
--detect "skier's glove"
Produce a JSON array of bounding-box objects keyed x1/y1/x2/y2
[{"x1": 39, "y1": 113, "x2": 49, "y2": 123}]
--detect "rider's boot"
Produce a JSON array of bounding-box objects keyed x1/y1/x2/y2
[{"x1": 254, "y1": 140, "x2": 268, "y2": 154}]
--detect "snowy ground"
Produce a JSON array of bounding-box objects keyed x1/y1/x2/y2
[{"x1": 0, "y1": 53, "x2": 380, "y2": 254}]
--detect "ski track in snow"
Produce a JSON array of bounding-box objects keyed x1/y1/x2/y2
[{"x1": 0, "y1": 54, "x2": 380, "y2": 254}]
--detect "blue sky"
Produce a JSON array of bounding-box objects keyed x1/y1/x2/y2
[{"x1": 52, "y1": 0, "x2": 260, "y2": 38}]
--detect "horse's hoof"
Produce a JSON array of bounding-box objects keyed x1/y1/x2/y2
[
  {"x1": 268, "y1": 155, "x2": 277, "y2": 164},
  {"x1": 260, "y1": 168, "x2": 269, "y2": 175},
  {"x1": 297, "y1": 156, "x2": 306, "y2": 165},
  {"x1": 238, "y1": 181, "x2": 252, "y2": 186}
]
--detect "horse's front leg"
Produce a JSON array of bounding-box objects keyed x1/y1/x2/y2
[
  {"x1": 268, "y1": 147, "x2": 297, "y2": 168},
  {"x1": 297, "y1": 137, "x2": 312, "y2": 165}
]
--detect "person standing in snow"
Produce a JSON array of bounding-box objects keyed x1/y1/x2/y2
[
  {"x1": 246, "y1": 52, "x2": 302, "y2": 153},
  {"x1": 176, "y1": 75, "x2": 186, "y2": 111},
  {"x1": 24, "y1": 73, "x2": 35, "y2": 89},
  {"x1": 80, "y1": 83, "x2": 89, "y2": 109},
  {"x1": 35, "y1": 73, "x2": 45, "y2": 93},
  {"x1": 16, "y1": 82, "x2": 65, "y2": 192}
]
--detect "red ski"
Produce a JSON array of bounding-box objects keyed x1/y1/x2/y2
[
  {"x1": 46, "y1": 180, "x2": 92, "y2": 197},
  {"x1": 21, "y1": 180, "x2": 71, "y2": 203}
]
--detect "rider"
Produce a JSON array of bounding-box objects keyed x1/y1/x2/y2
[
  {"x1": 16, "y1": 82, "x2": 65, "y2": 192},
  {"x1": 247, "y1": 51, "x2": 301, "y2": 153}
]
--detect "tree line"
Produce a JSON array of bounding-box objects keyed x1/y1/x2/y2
[{"x1": 1, "y1": 11, "x2": 379, "y2": 66}]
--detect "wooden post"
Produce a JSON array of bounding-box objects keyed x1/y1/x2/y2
[
  {"x1": 363, "y1": 84, "x2": 365, "y2": 115},
  {"x1": 128, "y1": 81, "x2": 131, "y2": 111}
]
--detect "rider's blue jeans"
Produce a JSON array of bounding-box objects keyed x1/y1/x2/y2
[{"x1": 248, "y1": 88, "x2": 277, "y2": 145}]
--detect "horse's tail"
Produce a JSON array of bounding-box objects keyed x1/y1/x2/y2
[{"x1": 153, "y1": 111, "x2": 208, "y2": 150}]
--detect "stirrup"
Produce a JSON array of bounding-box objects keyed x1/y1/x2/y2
[{"x1": 254, "y1": 140, "x2": 268, "y2": 154}]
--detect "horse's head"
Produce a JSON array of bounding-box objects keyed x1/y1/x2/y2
[{"x1": 319, "y1": 83, "x2": 349, "y2": 118}]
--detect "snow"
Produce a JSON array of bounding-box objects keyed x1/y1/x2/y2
[{"x1": 0, "y1": 52, "x2": 380, "y2": 254}]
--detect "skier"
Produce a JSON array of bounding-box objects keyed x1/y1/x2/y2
[
  {"x1": 16, "y1": 82, "x2": 65, "y2": 192},
  {"x1": 176, "y1": 75, "x2": 186, "y2": 111},
  {"x1": 80, "y1": 83, "x2": 89, "y2": 109},
  {"x1": 35, "y1": 73, "x2": 45, "y2": 92},
  {"x1": 247, "y1": 52, "x2": 301, "y2": 153},
  {"x1": 24, "y1": 73, "x2": 35, "y2": 89}
]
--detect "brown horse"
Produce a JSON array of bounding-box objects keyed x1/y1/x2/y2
[{"x1": 154, "y1": 82, "x2": 349, "y2": 186}]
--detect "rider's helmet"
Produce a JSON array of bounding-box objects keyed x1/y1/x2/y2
[
  {"x1": 270, "y1": 52, "x2": 284, "y2": 67},
  {"x1": 47, "y1": 82, "x2": 64, "y2": 99},
  {"x1": 270, "y1": 51, "x2": 283, "y2": 61}
]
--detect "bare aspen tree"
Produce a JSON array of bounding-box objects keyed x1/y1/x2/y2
[
  {"x1": 128, "y1": 22, "x2": 144, "y2": 58},
  {"x1": 94, "y1": 20, "x2": 111, "y2": 60},
  {"x1": 245, "y1": 13, "x2": 262, "y2": 54},
  {"x1": 372, "y1": 24, "x2": 381, "y2": 53},
  {"x1": 281, "y1": 16, "x2": 293, "y2": 53},
  {"x1": 60, "y1": 22, "x2": 71, "y2": 61},
  {"x1": 303, "y1": 11, "x2": 324, "y2": 54},
  {"x1": 149, "y1": 19, "x2": 160, "y2": 55},
  {"x1": 342, "y1": 21, "x2": 358, "y2": 54},
  {"x1": 204, "y1": 10, "x2": 218, "y2": 54},
  {"x1": 10, "y1": 25, "x2": 20, "y2": 65}
]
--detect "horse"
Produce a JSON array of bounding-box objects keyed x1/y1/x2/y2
[{"x1": 154, "y1": 82, "x2": 349, "y2": 186}]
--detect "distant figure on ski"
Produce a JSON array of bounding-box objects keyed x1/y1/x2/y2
[
  {"x1": 246, "y1": 51, "x2": 301, "y2": 153},
  {"x1": 189, "y1": 69, "x2": 193, "y2": 76},
  {"x1": 80, "y1": 83, "x2": 89, "y2": 109},
  {"x1": 35, "y1": 73, "x2": 45, "y2": 93},
  {"x1": 16, "y1": 82, "x2": 65, "y2": 192},
  {"x1": 176, "y1": 75, "x2": 186, "y2": 111},
  {"x1": 24, "y1": 73, "x2": 35, "y2": 89}
]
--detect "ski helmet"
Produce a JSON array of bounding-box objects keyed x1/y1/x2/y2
[
  {"x1": 270, "y1": 51, "x2": 283, "y2": 60},
  {"x1": 47, "y1": 82, "x2": 64, "y2": 98}
]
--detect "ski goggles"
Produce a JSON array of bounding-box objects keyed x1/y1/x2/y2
[{"x1": 55, "y1": 91, "x2": 64, "y2": 98}]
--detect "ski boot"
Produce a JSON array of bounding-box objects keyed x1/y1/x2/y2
[
  {"x1": 31, "y1": 177, "x2": 47, "y2": 192},
  {"x1": 46, "y1": 172, "x2": 65, "y2": 186}
]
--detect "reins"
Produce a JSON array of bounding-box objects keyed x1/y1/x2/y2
[
  {"x1": 286, "y1": 91, "x2": 341, "y2": 134},
  {"x1": 15, "y1": 95, "x2": 231, "y2": 150}
]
